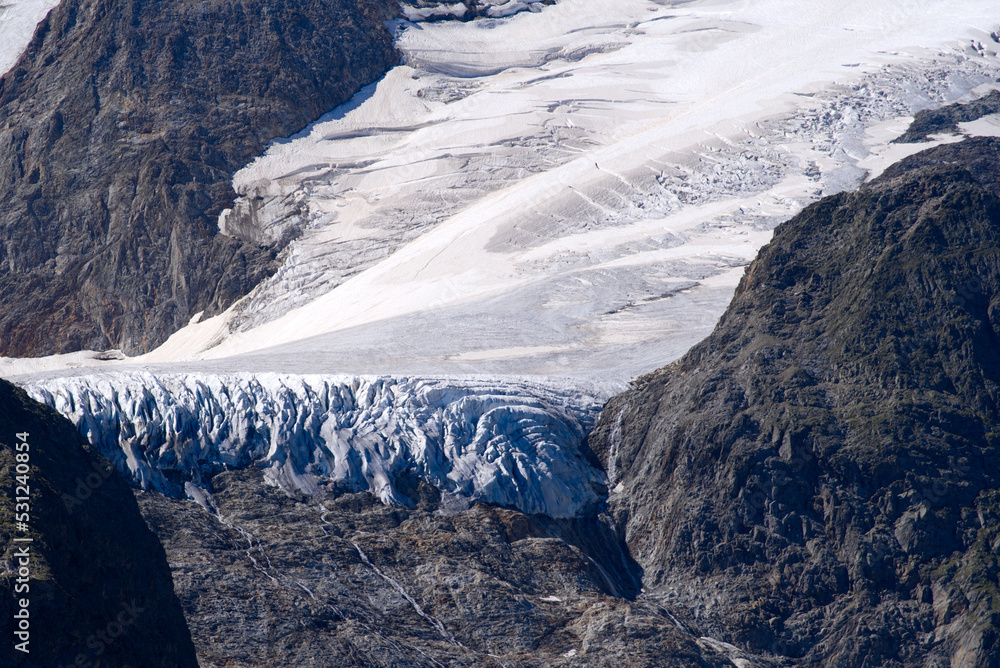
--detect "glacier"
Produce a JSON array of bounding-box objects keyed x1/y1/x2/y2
[
  {"x1": 5, "y1": 0, "x2": 1000, "y2": 519},
  {"x1": 22, "y1": 373, "x2": 607, "y2": 518},
  {"x1": 7, "y1": 0, "x2": 998, "y2": 385}
]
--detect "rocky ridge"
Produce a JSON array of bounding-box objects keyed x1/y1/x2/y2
[
  {"x1": 895, "y1": 88, "x2": 1000, "y2": 143},
  {"x1": 0, "y1": 378, "x2": 197, "y2": 668},
  {"x1": 0, "y1": 0, "x2": 399, "y2": 357},
  {"x1": 589, "y1": 135, "x2": 1000, "y2": 666}
]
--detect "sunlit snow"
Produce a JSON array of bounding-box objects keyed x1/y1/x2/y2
[
  {"x1": 0, "y1": 0, "x2": 59, "y2": 76},
  {"x1": 5, "y1": 0, "x2": 1000, "y2": 383},
  {"x1": 93, "y1": 0, "x2": 1000, "y2": 382}
]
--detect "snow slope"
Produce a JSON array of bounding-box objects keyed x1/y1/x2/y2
[
  {"x1": 23, "y1": 373, "x2": 606, "y2": 518},
  {"x1": 4, "y1": 0, "x2": 1000, "y2": 383},
  {"x1": 6, "y1": 1, "x2": 1000, "y2": 521},
  {"x1": 127, "y1": 0, "x2": 1000, "y2": 383}
]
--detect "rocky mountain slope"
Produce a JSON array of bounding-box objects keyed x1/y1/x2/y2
[
  {"x1": 589, "y1": 135, "x2": 1000, "y2": 666},
  {"x1": 136, "y1": 467, "x2": 740, "y2": 667},
  {"x1": 0, "y1": 378, "x2": 197, "y2": 667},
  {"x1": 894, "y1": 89, "x2": 1000, "y2": 143},
  {"x1": 0, "y1": 0, "x2": 398, "y2": 357}
]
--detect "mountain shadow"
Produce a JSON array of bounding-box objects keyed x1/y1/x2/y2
[{"x1": 0, "y1": 378, "x2": 199, "y2": 667}]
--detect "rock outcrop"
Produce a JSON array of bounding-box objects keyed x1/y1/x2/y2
[
  {"x1": 894, "y1": 89, "x2": 1000, "y2": 143},
  {"x1": 137, "y1": 467, "x2": 737, "y2": 667},
  {"x1": 0, "y1": 378, "x2": 198, "y2": 667},
  {"x1": 589, "y1": 136, "x2": 1000, "y2": 666},
  {"x1": 0, "y1": 0, "x2": 398, "y2": 357}
]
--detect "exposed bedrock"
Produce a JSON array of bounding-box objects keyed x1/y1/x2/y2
[
  {"x1": 0, "y1": 378, "x2": 198, "y2": 667},
  {"x1": 136, "y1": 467, "x2": 739, "y2": 667},
  {"x1": 589, "y1": 136, "x2": 1000, "y2": 666},
  {"x1": 0, "y1": 0, "x2": 399, "y2": 357}
]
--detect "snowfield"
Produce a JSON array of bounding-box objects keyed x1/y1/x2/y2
[
  {"x1": 130, "y1": 0, "x2": 1000, "y2": 383},
  {"x1": 0, "y1": 0, "x2": 59, "y2": 75},
  {"x1": 4, "y1": 1, "x2": 1000, "y2": 383}
]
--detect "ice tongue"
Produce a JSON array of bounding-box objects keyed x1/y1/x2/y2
[{"x1": 23, "y1": 372, "x2": 607, "y2": 519}]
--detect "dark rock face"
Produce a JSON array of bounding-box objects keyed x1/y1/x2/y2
[
  {"x1": 894, "y1": 89, "x2": 1000, "y2": 143},
  {"x1": 589, "y1": 137, "x2": 1000, "y2": 666},
  {"x1": 0, "y1": 0, "x2": 399, "y2": 357},
  {"x1": 138, "y1": 468, "x2": 736, "y2": 667},
  {"x1": 0, "y1": 379, "x2": 198, "y2": 667}
]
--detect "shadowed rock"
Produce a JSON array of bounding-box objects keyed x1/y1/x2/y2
[{"x1": 0, "y1": 378, "x2": 198, "y2": 667}]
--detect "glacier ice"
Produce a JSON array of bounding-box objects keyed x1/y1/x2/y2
[
  {"x1": 134, "y1": 0, "x2": 1000, "y2": 383},
  {"x1": 398, "y1": 0, "x2": 548, "y2": 22},
  {"x1": 23, "y1": 373, "x2": 607, "y2": 518}
]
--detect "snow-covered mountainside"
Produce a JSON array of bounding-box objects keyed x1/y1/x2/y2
[
  {"x1": 23, "y1": 373, "x2": 606, "y2": 518},
  {"x1": 4, "y1": 0, "x2": 1000, "y2": 512},
  {"x1": 6, "y1": 0, "x2": 1000, "y2": 383},
  {"x1": 6, "y1": 5, "x2": 1000, "y2": 663}
]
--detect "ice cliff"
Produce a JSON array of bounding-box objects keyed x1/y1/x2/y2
[{"x1": 22, "y1": 373, "x2": 606, "y2": 518}]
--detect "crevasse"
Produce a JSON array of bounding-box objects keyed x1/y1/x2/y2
[{"x1": 23, "y1": 372, "x2": 606, "y2": 518}]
